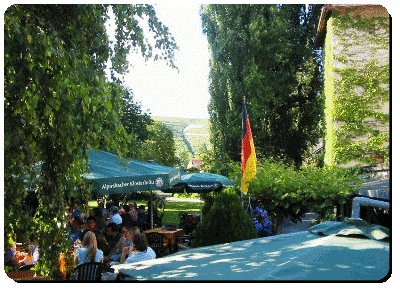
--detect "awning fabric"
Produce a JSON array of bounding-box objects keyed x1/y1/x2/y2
[
  {"x1": 163, "y1": 172, "x2": 234, "y2": 193},
  {"x1": 113, "y1": 220, "x2": 390, "y2": 281},
  {"x1": 83, "y1": 150, "x2": 181, "y2": 195}
]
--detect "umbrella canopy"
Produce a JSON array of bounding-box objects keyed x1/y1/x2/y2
[
  {"x1": 113, "y1": 219, "x2": 390, "y2": 281},
  {"x1": 163, "y1": 172, "x2": 234, "y2": 193},
  {"x1": 83, "y1": 150, "x2": 181, "y2": 195}
]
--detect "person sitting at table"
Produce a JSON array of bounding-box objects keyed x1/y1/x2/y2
[
  {"x1": 147, "y1": 200, "x2": 158, "y2": 218},
  {"x1": 102, "y1": 223, "x2": 121, "y2": 257},
  {"x1": 118, "y1": 227, "x2": 140, "y2": 264},
  {"x1": 120, "y1": 204, "x2": 134, "y2": 227},
  {"x1": 145, "y1": 200, "x2": 160, "y2": 229},
  {"x1": 129, "y1": 202, "x2": 138, "y2": 223},
  {"x1": 74, "y1": 231, "x2": 103, "y2": 265},
  {"x1": 109, "y1": 206, "x2": 123, "y2": 226},
  {"x1": 81, "y1": 216, "x2": 108, "y2": 255},
  {"x1": 137, "y1": 205, "x2": 148, "y2": 229},
  {"x1": 71, "y1": 201, "x2": 81, "y2": 218},
  {"x1": 4, "y1": 234, "x2": 20, "y2": 270},
  {"x1": 93, "y1": 207, "x2": 106, "y2": 233},
  {"x1": 123, "y1": 233, "x2": 156, "y2": 264},
  {"x1": 67, "y1": 216, "x2": 84, "y2": 247},
  {"x1": 20, "y1": 233, "x2": 39, "y2": 269},
  {"x1": 104, "y1": 225, "x2": 132, "y2": 263},
  {"x1": 98, "y1": 201, "x2": 109, "y2": 218}
]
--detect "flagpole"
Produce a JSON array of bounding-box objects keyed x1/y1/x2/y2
[
  {"x1": 241, "y1": 95, "x2": 257, "y2": 208},
  {"x1": 241, "y1": 96, "x2": 245, "y2": 206}
]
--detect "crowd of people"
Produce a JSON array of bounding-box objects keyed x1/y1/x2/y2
[
  {"x1": 68, "y1": 200, "x2": 159, "y2": 267},
  {"x1": 5, "y1": 199, "x2": 160, "y2": 274},
  {"x1": 5, "y1": 233, "x2": 39, "y2": 271}
]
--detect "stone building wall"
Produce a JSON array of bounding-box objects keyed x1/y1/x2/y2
[{"x1": 320, "y1": 5, "x2": 390, "y2": 167}]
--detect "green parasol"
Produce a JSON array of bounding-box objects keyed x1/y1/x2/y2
[
  {"x1": 113, "y1": 219, "x2": 390, "y2": 281},
  {"x1": 83, "y1": 150, "x2": 181, "y2": 196},
  {"x1": 163, "y1": 172, "x2": 234, "y2": 193}
]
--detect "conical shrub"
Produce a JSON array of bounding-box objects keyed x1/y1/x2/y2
[{"x1": 193, "y1": 189, "x2": 257, "y2": 247}]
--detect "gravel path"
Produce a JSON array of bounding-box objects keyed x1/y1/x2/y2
[{"x1": 279, "y1": 213, "x2": 318, "y2": 234}]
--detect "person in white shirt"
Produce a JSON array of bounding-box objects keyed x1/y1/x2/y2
[
  {"x1": 109, "y1": 206, "x2": 122, "y2": 225},
  {"x1": 74, "y1": 231, "x2": 103, "y2": 265},
  {"x1": 123, "y1": 233, "x2": 156, "y2": 264}
]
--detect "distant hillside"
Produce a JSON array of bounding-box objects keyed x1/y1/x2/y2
[{"x1": 152, "y1": 116, "x2": 211, "y2": 158}]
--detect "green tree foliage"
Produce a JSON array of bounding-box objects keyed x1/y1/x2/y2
[
  {"x1": 201, "y1": 4, "x2": 323, "y2": 168},
  {"x1": 247, "y1": 159, "x2": 362, "y2": 232},
  {"x1": 193, "y1": 189, "x2": 257, "y2": 247},
  {"x1": 120, "y1": 84, "x2": 152, "y2": 142},
  {"x1": 109, "y1": 81, "x2": 154, "y2": 158},
  {"x1": 133, "y1": 121, "x2": 179, "y2": 167},
  {"x1": 4, "y1": 4, "x2": 177, "y2": 277}
]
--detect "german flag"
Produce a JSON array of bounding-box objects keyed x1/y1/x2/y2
[{"x1": 241, "y1": 98, "x2": 257, "y2": 194}]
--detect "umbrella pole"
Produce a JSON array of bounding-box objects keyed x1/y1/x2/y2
[
  {"x1": 241, "y1": 179, "x2": 244, "y2": 206},
  {"x1": 150, "y1": 191, "x2": 154, "y2": 229}
]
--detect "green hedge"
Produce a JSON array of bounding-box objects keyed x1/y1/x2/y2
[
  {"x1": 193, "y1": 189, "x2": 257, "y2": 247},
  {"x1": 248, "y1": 160, "x2": 362, "y2": 231}
]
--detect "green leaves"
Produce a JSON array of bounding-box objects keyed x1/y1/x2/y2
[
  {"x1": 202, "y1": 4, "x2": 323, "y2": 167},
  {"x1": 110, "y1": 4, "x2": 178, "y2": 74},
  {"x1": 5, "y1": 4, "x2": 177, "y2": 278},
  {"x1": 325, "y1": 14, "x2": 389, "y2": 165},
  {"x1": 104, "y1": 101, "x2": 113, "y2": 111},
  {"x1": 132, "y1": 121, "x2": 179, "y2": 167},
  {"x1": 248, "y1": 159, "x2": 361, "y2": 225},
  {"x1": 193, "y1": 188, "x2": 257, "y2": 247}
]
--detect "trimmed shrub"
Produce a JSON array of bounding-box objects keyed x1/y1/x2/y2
[{"x1": 193, "y1": 189, "x2": 257, "y2": 247}]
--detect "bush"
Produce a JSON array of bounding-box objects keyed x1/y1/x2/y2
[
  {"x1": 247, "y1": 207, "x2": 273, "y2": 237},
  {"x1": 192, "y1": 189, "x2": 257, "y2": 247},
  {"x1": 249, "y1": 159, "x2": 362, "y2": 232}
]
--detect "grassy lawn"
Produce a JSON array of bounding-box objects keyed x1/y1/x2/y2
[
  {"x1": 88, "y1": 198, "x2": 204, "y2": 227},
  {"x1": 160, "y1": 200, "x2": 204, "y2": 226}
]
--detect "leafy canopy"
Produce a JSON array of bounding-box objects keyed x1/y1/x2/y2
[
  {"x1": 201, "y1": 4, "x2": 323, "y2": 168},
  {"x1": 4, "y1": 4, "x2": 177, "y2": 276}
]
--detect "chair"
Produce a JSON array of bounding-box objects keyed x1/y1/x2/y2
[
  {"x1": 177, "y1": 232, "x2": 195, "y2": 248},
  {"x1": 163, "y1": 224, "x2": 178, "y2": 230},
  {"x1": 179, "y1": 214, "x2": 196, "y2": 235},
  {"x1": 146, "y1": 232, "x2": 167, "y2": 258},
  {"x1": 73, "y1": 262, "x2": 104, "y2": 281},
  {"x1": 19, "y1": 264, "x2": 35, "y2": 270},
  {"x1": 154, "y1": 212, "x2": 164, "y2": 228}
]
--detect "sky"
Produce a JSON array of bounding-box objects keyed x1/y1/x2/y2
[{"x1": 122, "y1": 4, "x2": 211, "y2": 120}]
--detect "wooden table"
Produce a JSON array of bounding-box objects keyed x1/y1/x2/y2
[{"x1": 143, "y1": 228, "x2": 185, "y2": 253}]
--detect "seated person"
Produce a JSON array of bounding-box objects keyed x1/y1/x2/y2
[
  {"x1": 145, "y1": 201, "x2": 162, "y2": 228},
  {"x1": 123, "y1": 233, "x2": 156, "y2": 264},
  {"x1": 120, "y1": 204, "x2": 135, "y2": 227},
  {"x1": 4, "y1": 235, "x2": 20, "y2": 270},
  {"x1": 104, "y1": 225, "x2": 131, "y2": 262},
  {"x1": 93, "y1": 207, "x2": 106, "y2": 232},
  {"x1": 67, "y1": 216, "x2": 84, "y2": 247},
  {"x1": 103, "y1": 223, "x2": 121, "y2": 257},
  {"x1": 119, "y1": 227, "x2": 140, "y2": 264},
  {"x1": 147, "y1": 200, "x2": 158, "y2": 218},
  {"x1": 81, "y1": 216, "x2": 108, "y2": 255},
  {"x1": 137, "y1": 205, "x2": 147, "y2": 228},
  {"x1": 109, "y1": 206, "x2": 122, "y2": 226},
  {"x1": 71, "y1": 202, "x2": 81, "y2": 218},
  {"x1": 74, "y1": 231, "x2": 103, "y2": 265},
  {"x1": 129, "y1": 202, "x2": 138, "y2": 222},
  {"x1": 21, "y1": 233, "x2": 39, "y2": 269}
]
